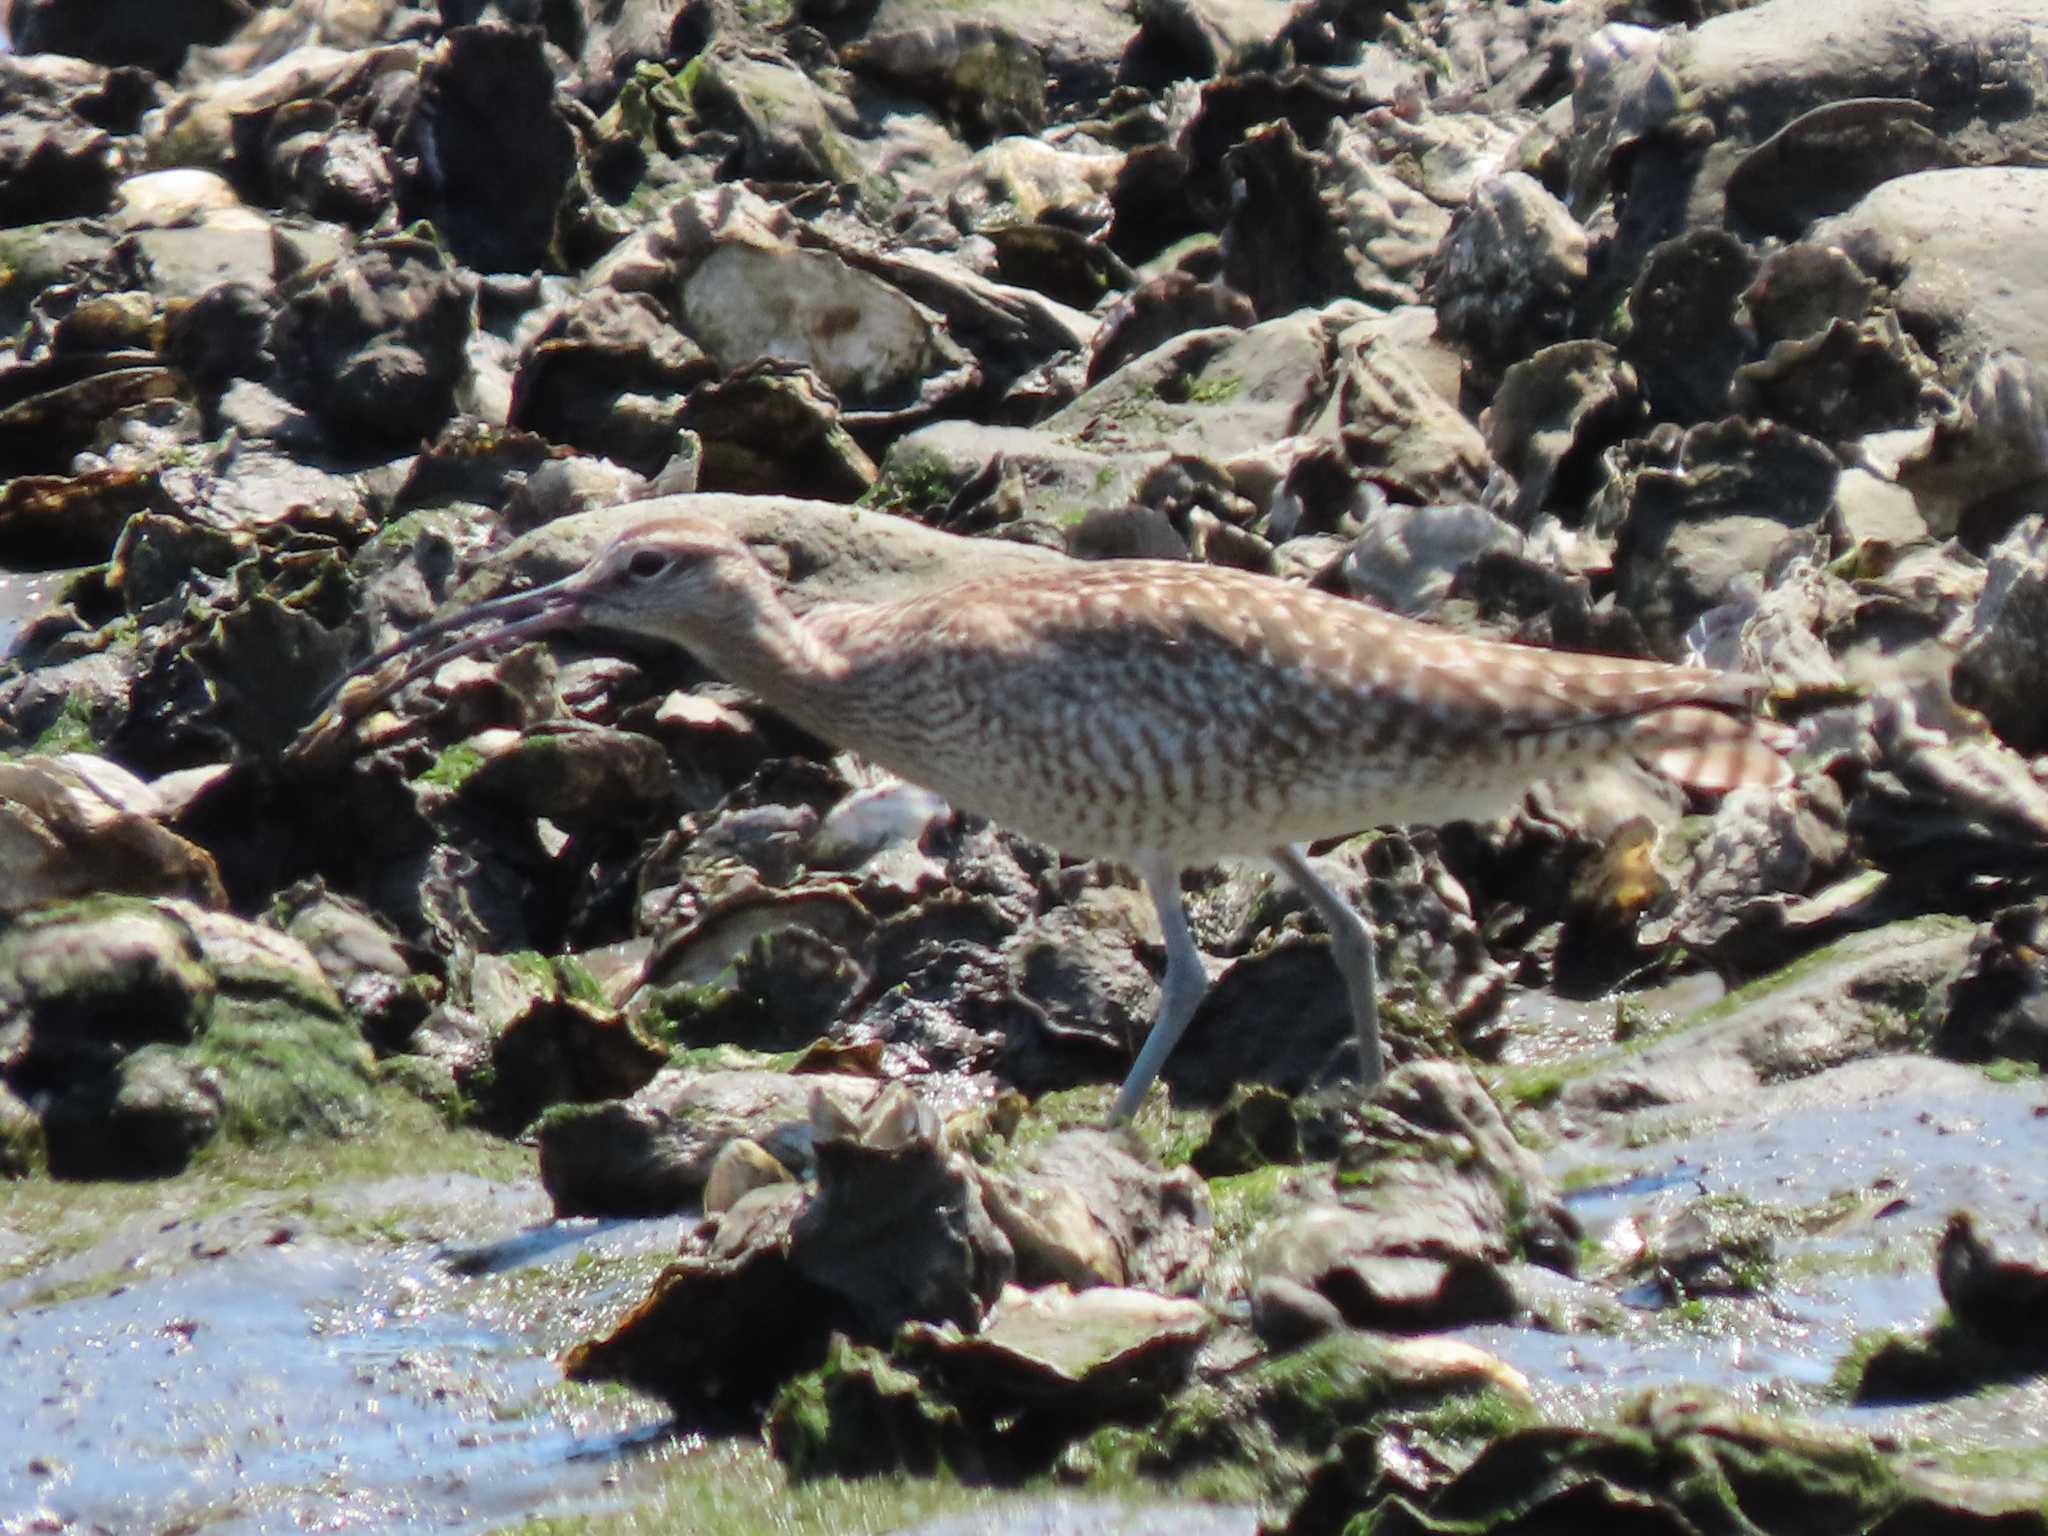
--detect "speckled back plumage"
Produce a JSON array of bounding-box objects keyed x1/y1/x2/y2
[{"x1": 790, "y1": 559, "x2": 1786, "y2": 862}]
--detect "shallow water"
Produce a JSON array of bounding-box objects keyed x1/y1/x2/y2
[
  {"x1": 1467, "y1": 1061, "x2": 2048, "y2": 1434},
  {"x1": 1, "y1": 1175, "x2": 680, "y2": 1534},
  {"x1": 0, "y1": 569, "x2": 63, "y2": 658},
  {"x1": 7, "y1": 1024, "x2": 2045, "y2": 1530}
]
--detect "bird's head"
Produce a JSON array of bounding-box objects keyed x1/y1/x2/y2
[
  {"x1": 324, "y1": 514, "x2": 777, "y2": 723},
  {"x1": 559, "y1": 515, "x2": 775, "y2": 641}
]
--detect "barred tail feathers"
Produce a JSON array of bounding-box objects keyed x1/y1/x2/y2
[{"x1": 1630, "y1": 705, "x2": 1793, "y2": 791}]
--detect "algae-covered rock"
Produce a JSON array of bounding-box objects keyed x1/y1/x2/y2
[
  {"x1": 453, "y1": 950, "x2": 666, "y2": 1135},
  {"x1": 767, "y1": 1284, "x2": 1211, "y2": 1482},
  {"x1": 0, "y1": 897, "x2": 216, "y2": 1078},
  {"x1": 0, "y1": 1077, "x2": 44, "y2": 1176},
  {"x1": 568, "y1": 1084, "x2": 1013, "y2": 1413},
  {"x1": 1934, "y1": 902, "x2": 2048, "y2": 1070},
  {"x1": 1252, "y1": 1063, "x2": 1577, "y2": 1334},
  {"x1": 1626, "y1": 1193, "x2": 1778, "y2": 1302},
  {"x1": 1285, "y1": 1386, "x2": 2045, "y2": 1536},
  {"x1": 43, "y1": 1044, "x2": 224, "y2": 1178},
  {"x1": 902, "y1": 1282, "x2": 1211, "y2": 1415},
  {"x1": 1136, "y1": 1330, "x2": 1531, "y2": 1509},
  {"x1": 1565, "y1": 917, "x2": 1974, "y2": 1118},
  {"x1": 0, "y1": 896, "x2": 375, "y2": 1175},
  {"x1": 1853, "y1": 1211, "x2": 2048, "y2": 1403},
  {"x1": 767, "y1": 1333, "x2": 969, "y2": 1480}
]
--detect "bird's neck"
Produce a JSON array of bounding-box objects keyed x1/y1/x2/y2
[{"x1": 678, "y1": 597, "x2": 855, "y2": 735}]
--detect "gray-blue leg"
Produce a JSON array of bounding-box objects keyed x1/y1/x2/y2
[
  {"x1": 1111, "y1": 854, "x2": 1209, "y2": 1125},
  {"x1": 1272, "y1": 843, "x2": 1383, "y2": 1089}
]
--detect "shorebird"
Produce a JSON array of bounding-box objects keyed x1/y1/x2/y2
[{"x1": 331, "y1": 511, "x2": 1791, "y2": 1123}]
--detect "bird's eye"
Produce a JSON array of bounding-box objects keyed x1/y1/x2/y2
[{"x1": 625, "y1": 549, "x2": 669, "y2": 580}]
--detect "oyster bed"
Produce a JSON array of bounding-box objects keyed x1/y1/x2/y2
[{"x1": 6, "y1": 0, "x2": 2048, "y2": 1531}]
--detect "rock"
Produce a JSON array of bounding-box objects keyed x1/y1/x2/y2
[
  {"x1": 766, "y1": 1333, "x2": 967, "y2": 1479},
  {"x1": 278, "y1": 879, "x2": 430, "y2": 1052},
  {"x1": 1431, "y1": 173, "x2": 1587, "y2": 387},
  {"x1": 790, "y1": 1084, "x2": 1014, "y2": 1337},
  {"x1": 563, "y1": 1178, "x2": 830, "y2": 1413},
  {"x1": 1248, "y1": 1275, "x2": 1344, "y2": 1349},
  {"x1": 1482, "y1": 341, "x2": 1644, "y2": 528},
  {"x1": 1166, "y1": 836, "x2": 1507, "y2": 1104},
  {"x1": 461, "y1": 953, "x2": 667, "y2": 1134},
  {"x1": 678, "y1": 362, "x2": 879, "y2": 500},
  {"x1": 1953, "y1": 517, "x2": 2048, "y2": 753},
  {"x1": 566, "y1": 1084, "x2": 1015, "y2": 1415},
  {"x1": 0, "y1": 894, "x2": 372, "y2": 1173},
  {"x1": 1937, "y1": 1211, "x2": 2048, "y2": 1348},
  {"x1": 1283, "y1": 1385, "x2": 2040, "y2": 1536},
  {"x1": 510, "y1": 289, "x2": 713, "y2": 474},
  {"x1": 12, "y1": 0, "x2": 248, "y2": 77},
  {"x1": 1251, "y1": 1063, "x2": 1576, "y2": 1332},
  {"x1": 1897, "y1": 350, "x2": 2048, "y2": 542},
  {"x1": 1845, "y1": 1211, "x2": 2048, "y2": 1403},
  {"x1": 1933, "y1": 903, "x2": 2048, "y2": 1069},
  {"x1": 0, "y1": 1078, "x2": 45, "y2": 1176},
  {"x1": 536, "y1": 1067, "x2": 881, "y2": 1216},
  {"x1": 391, "y1": 25, "x2": 582, "y2": 274},
  {"x1": 1625, "y1": 228, "x2": 1756, "y2": 425},
  {"x1": 1145, "y1": 1330, "x2": 1531, "y2": 1501},
  {"x1": 843, "y1": 23, "x2": 1048, "y2": 140},
  {"x1": 1637, "y1": 777, "x2": 1851, "y2": 971},
  {"x1": 269, "y1": 235, "x2": 474, "y2": 450},
  {"x1": 0, "y1": 754, "x2": 227, "y2": 915},
  {"x1": 0, "y1": 898, "x2": 217, "y2": 1081},
  {"x1": 1189, "y1": 1083, "x2": 1302, "y2": 1178},
  {"x1": 902, "y1": 1282, "x2": 1211, "y2": 1413},
  {"x1": 42, "y1": 1045, "x2": 224, "y2": 1179},
  {"x1": 1732, "y1": 310, "x2": 1941, "y2": 443},
  {"x1": 1088, "y1": 273, "x2": 1254, "y2": 385},
  {"x1": 1815, "y1": 167, "x2": 2048, "y2": 380},
  {"x1": 1566, "y1": 917, "x2": 1975, "y2": 1119},
  {"x1": 1629, "y1": 1193, "x2": 1778, "y2": 1302},
  {"x1": 0, "y1": 76, "x2": 119, "y2": 226},
  {"x1": 641, "y1": 882, "x2": 872, "y2": 1052},
  {"x1": 455, "y1": 723, "x2": 677, "y2": 828},
  {"x1": 702, "y1": 1136, "x2": 794, "y2": 1214},
  {"x1": 1608, "y1": 416, "x2": 1841, "y2": 654},
  {"x1": 1335, "y1": 501, "x2": 1523, "y2": 620},
  {"x1": 997, "y1": 1129, "x2": 1212, "y2": 1295}
]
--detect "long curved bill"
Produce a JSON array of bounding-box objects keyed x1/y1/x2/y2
[{"x1": 314, "y1": 568, "x2": 594, "y2": 732}]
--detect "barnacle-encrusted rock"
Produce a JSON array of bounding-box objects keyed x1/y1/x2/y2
[
  {"x1": 1933, "y1": 902, "x2": 2048, "y2": 1070},
  {"x1": 1251, "y1": 1063, "x2": 1574, "y2": 1334},
  {"x1": 0, "y1": 754, "x2": 226, "y2": 914},
  {"x1": 269, "y1": 235, "x2": 474, "y2": 449}
]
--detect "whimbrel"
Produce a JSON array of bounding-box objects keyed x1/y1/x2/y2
[{"x1": 336, "y1": 512, "x2": 1791, "y2": 1123}]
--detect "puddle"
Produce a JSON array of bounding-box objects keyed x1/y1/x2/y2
[
  {"x1": 1494, "y1": 972, "x2": 1725, "y2": 1066},
  {"x1": 1467, "y1": 1061, "x2": 2048, "y2": 1436},
  {"x1": 1, "y1": 1176, "x2": 684, "y2": 1534}
]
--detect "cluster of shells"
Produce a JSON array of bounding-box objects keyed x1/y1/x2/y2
[{"x1": 3, "y1": 0, "x2": 2048, "y2": 1522}]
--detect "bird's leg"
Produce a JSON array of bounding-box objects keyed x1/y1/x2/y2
[
  {"x1": 1110, "y1": 855, "x2": 1210, "y2": 1125},
  {"x1": 1272, "y1": 843, "x2": 1384, "y2": 1091}
]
